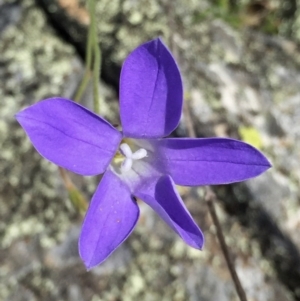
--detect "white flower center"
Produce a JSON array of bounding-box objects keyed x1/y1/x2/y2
[{"x1": 119, "y1": 143, "x2": 147, "y2": 173}]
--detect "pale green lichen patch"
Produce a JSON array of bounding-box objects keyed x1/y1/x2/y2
[{"x1": 2, "y1": 219, "x2": 44, "y2": 247}]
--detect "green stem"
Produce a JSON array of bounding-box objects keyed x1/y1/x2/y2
[
  {"x1": 90, "y1": 0, "x2": 101, "y2": 114},
  {"x1": 73, "y1": 9, "x2": 93, "y2": 103}
]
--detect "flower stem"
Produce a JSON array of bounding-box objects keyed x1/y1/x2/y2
[
  {"x1": 73, "y1": 9, "x2": 93, "y2": 103},
  {"x1": 204, "y1": 187, "x2": 248, "y2": 301},
  {"x1": 183, "y1": 100, "x2": 248, "y2": 301},
  {"x1": 58, "y1": 167, "x2": 88, "y2": 214},
  {"x1": 73, "y1": 0, "x2": 102, "y2": 116},
  {"x1": 89, "y1": 0, "x2": 101, "y2": 114}
]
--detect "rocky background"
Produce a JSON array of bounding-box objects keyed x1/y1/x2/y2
[{"x1": 1, "y1": 0, "x2": 300, "y2": 300}]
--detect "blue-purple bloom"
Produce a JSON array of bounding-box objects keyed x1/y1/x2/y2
[{"x1": 16, "y1": 38, "x2": 271, "y2": 269}]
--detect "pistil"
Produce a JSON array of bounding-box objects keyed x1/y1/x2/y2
[{"x1": 118, "y1": 143, "x2": 147, "y2": 173}]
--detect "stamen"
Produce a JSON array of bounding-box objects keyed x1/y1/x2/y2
[{"x1": 132, "y1": 148, "x2": 147, "y2": 160}]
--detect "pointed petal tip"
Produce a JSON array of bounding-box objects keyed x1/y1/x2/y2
[
  {"x1": 15, "y1": 109, "x2": 26, "y2": 121},
  {"x1": 81, "y1": 256, "x2": 100, "y2": 271},
  {"x1": 186, "y1": 231, "x2": 205, "y2": 250},
  {"x1": 196, "y1": 245, "x2": 204, "y2": 251},
  {"x1": 83, "y1": 261, "x2": 93, "y2": 272},
  {"x1": 152, "y1": 36, "x2": 165, "y2": 47},
  {"x1": 266, "y1": 158, "x2": 272, "y2": 168},
  {"x1": 188, "y1": 242, "x2": 204, "y2": 250},
  {"x1": 79, "y1": 242, "x2": 95, "y2": 271},
  {"x1": 253, "y1": 149, "x2": 272, "y2": 174},
  {"x1": 78, "y1": 236, "x2": 112, "y2": 271},
  {"x1": 265, "y1": 161, "x2": 272, "y2": 171}
]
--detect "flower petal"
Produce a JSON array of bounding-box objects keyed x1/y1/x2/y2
[
  {"x1": 15, "y1": 98, "x2": 122, "y2": 175},
  {"x1": 120, "y1": 38, "x2": 183, "y2": 138},
  {"x1": 79, "y1": 170, "x2": 139, "y2": 269},
  {"x1": 134, "y1": 175, "x2": 204, "y2": 249},
  {"x1": 151, "y1": 138, "x2": 271, "y2": 185}
]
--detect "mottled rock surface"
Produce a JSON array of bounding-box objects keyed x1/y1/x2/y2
[{"x1": 1, "y1": 0, "x2": 300, "y2": 300}]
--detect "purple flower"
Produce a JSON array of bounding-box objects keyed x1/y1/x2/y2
[{"x1": 16, "y1": 38, "x2": 271, "y2": 269}]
